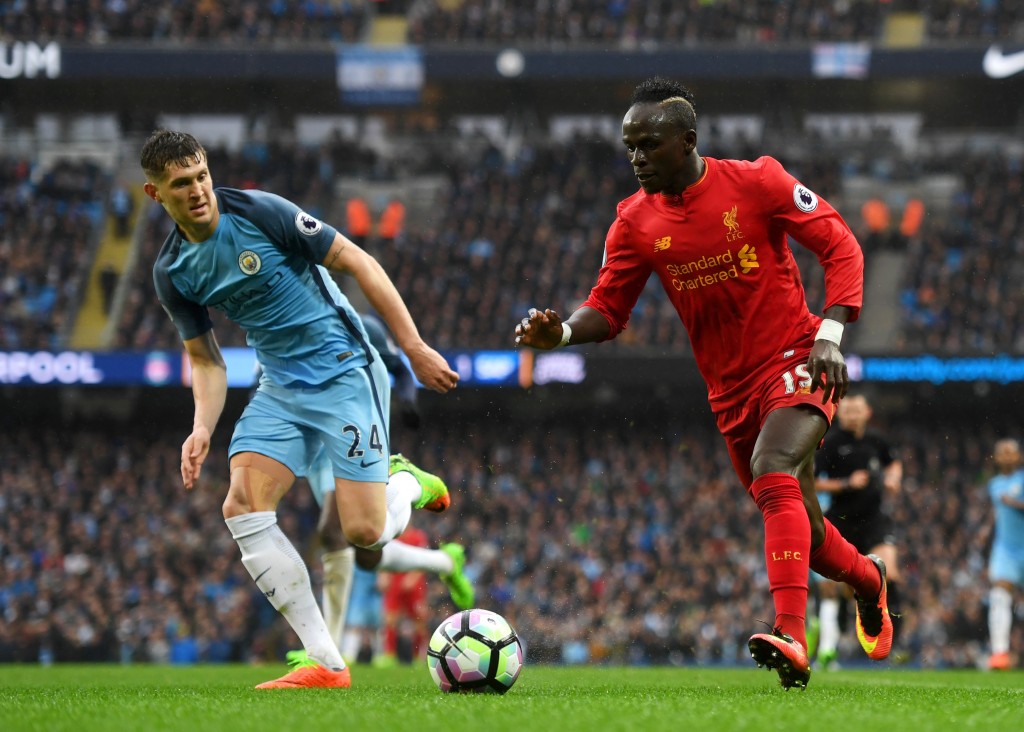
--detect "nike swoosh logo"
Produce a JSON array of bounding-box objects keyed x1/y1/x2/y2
[
  {"x1": 253, "y1": 567, "x2": 271, "y2": 584},
  {"x1": 983, "y1": 46, "x2": 1024, "y2": 79},
  {"x1": 360, "y1": 458, "x2": 382, "y2": 468},
  {"x1": 857, "y1": 624, "x2": 878, "y2": 652}
]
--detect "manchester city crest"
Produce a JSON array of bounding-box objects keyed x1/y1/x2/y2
[{"x1": 238, "y1": 250, "x2": 262, "y2": 275}]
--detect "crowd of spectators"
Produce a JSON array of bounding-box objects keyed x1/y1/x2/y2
[
  {"x1": 407, "y1": 0, "x2": 884, "y2": 47},
  {"x1": 0, "y1": 156, "x2": 104, "y2": 351},
  {"x1": 0, "y1": 1, "x2": 369, "y2": 45},
  {"x1": 3, "y1": 1, "x2": 1022, "y2": 47},
  {"x1": 0, "y1": 401, "x2": 1015, "y2": 668},
  {"x1": 895, "y1": 153, "x2": 1024, "y2": 355}
]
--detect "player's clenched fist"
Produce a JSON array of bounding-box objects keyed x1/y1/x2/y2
[{"x1": 406, "y1": 342, "x2": 459, "y2": 393}]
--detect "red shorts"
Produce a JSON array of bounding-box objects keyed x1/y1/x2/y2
[{"x1": 714, "y1": 348, "x2": 836, "y2": 490}]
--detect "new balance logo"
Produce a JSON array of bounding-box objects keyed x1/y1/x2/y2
[{"x1": 654, "y1": 236, "x2": 672, "y2": 252}]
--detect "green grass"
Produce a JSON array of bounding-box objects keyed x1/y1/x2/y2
[{"x1": 1, "y1": 664, "x2": 1023, "y2": 732}]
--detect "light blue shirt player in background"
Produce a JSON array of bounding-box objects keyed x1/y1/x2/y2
[
  {"x1": 985, "y1": 438, "x2": 1024, "y2": 670},
  {"x1": 142, "y1": 130, "x2": 458, "y2": 689}
]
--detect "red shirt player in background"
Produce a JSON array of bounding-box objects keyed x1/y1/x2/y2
[
  {"x1": 515, "y1": 77, "x2": 892, "y2": 689},
  {"x1": 379, "y1": 526, "x2": 429, "y2": 663}
]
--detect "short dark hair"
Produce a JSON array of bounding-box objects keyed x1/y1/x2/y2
[
  {"x1": 630, "y1": 77, "x2": 697, "y2": 131},
  {"x1": 140, "y1": 130, "x2": 207, "y2": 181}
]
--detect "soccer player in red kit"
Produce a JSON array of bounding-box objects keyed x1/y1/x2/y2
[
  {"x1": 379, "y1": 526, "x2": 430, "y2": 663},
  {"x1": 515, "y1": 77, "x2": 892, "y2": 689}
]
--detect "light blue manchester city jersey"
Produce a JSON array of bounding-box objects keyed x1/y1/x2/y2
[
  {"x1": 153, "y1": 188, "x2": 373, "y2": 387},
  {"x1": 989, "y1": 469, "x2": 1024, "y2": 553}
]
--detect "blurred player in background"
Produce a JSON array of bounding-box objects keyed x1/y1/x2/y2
[
  {"x1": 812, "y1": 394, "x2": 903, "y2": 669},
  {"x1": 285, "y1": 312, "x2": 472, "y2": 667},
  {"x1": 985, "y1": 438, "x2": 1024, "y2": 670},
  {"x1": 377, "y1": 524, "x2": 431, "y2": 665},
  {"x1": 515, "y1": 76, "x2": 891, "y2": 689},
  {"x1": 142, "y1": 130, "x2": 458, "y2": 689}
]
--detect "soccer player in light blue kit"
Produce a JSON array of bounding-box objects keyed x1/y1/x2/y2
[
  {"x1": 986, "y1": 438, "x2": 1024, "y2": 670},
  {"x1": 289, "y1": 311, "x2": 474, "y2": 665},
  {"x1": 142, "y1": 130, "x2": 459, "y2": 689}
]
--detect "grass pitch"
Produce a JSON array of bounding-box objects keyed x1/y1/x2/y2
[{"x1": 1, "y1": 664, "x2": 1022, "y2": 732}]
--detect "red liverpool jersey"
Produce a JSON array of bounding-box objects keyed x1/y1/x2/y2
[{"x1": 582, "y1": 156, "x2": 863, "y2": 411}]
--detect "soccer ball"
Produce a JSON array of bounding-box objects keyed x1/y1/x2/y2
[{"x1": 427, "y1": 608, "x2": 523, "y2": 694}]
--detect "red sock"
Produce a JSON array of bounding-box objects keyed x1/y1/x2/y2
[
  {"x1": 750, "y1": 472, "x2": 810, "y2": 650},
  {"x1": 384, "y1": 623, "x2": 397, "y2": 655},
  {"x1": 809, "y1": 518, "x2": 882, "y2": 599}
]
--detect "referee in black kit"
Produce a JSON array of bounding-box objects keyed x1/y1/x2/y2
[{"x1": 812, "y1": 394, "x2": 903, "y2": 668}]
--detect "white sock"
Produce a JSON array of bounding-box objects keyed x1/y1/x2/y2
[
  {"x1": 322, "y1": 547, "x2": 355, "y2": 648},
  {"x1": 818, "y1": 597, "x2": 840, "y2": 655},
  {"x1": 341, "y1": 627, "x2": 362, "y2": 662},
  {"x1": 380, "y1": 541, "x2": 454, "y2": 574},
  {"x1": 989, "y1": 586, "x2": 1013, "y2": 654},
  {"x1": 381, "y1": 470, "x2": 420, "y2": 541},
  {"x1": 225, "y1": 512, "x2": 345, "y2": 670}
]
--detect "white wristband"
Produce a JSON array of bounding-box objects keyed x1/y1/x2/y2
[
  {"x1": 557, "y1": 322, "x2": 573, "y2": 348},
  {"x1": 815, "y1": 318, "x2": 844, "y2": 346}
]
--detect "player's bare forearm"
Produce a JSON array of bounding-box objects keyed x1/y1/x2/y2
[
  {"x1": 183, "y1": 332, "x2": 227, "y2": 435},
  {"x1": 324, "y1": 235, "x2": 424, "y2": 352},
  {"x1": 822, "y1": 305, "x2": 853, "y2": 326},
  {"x1": 1002, "y1": 495, "x2": 1024, "y2": 510},
  {"x1": 515, "y1": 305, "x2": 609, "y2": 349},
  {"x1": 814, "y1": 477, "x2": 845, "y2": 493},
  {"x1": 191, "y1": 361, "x2": 227, "y2": 434},
  {"x1": 351, "y1": 254, "x2": 422, "y2": 351},
  {"x1": 884, "y1": 461, "x2": 903, "y2": 492},
  {"x1": 180, "y1": 333, "x2": 227, "y2": 489},
  {"x1": 336, "y1": 244, "x2": 458, "y2": 392}
]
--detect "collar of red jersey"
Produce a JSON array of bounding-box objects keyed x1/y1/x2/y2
[{"x1": 659, "y1": 157, "x2": 712, "y2": 206}]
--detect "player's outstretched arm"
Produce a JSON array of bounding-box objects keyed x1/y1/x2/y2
[
  {"x1": 181, "y1": 330, "x2": 227, "y2": 490},
  {"x1": 807, "y1": 305, "x2": 852, "y2": 405},
  {"x1": 515, "y1": 306, "x2": 609, "y2": 350},
  {"x1": 321, "y1": 233, "x2": 458, "y2": 393}
]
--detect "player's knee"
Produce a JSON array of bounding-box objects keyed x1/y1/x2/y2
[
  {"x1": 343, "y1": 518, "x2": 385, "y2": 549},
  {"x1": 750, "y1": 445, "x2": 804, "y2": 479},
  {"x1": 222, "y1": 492, "x2": 251, "y2": 519}
]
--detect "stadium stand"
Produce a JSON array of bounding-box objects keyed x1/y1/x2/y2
[
  {"x1": 895, "y1": 152, "x2": 1024, "y2": 354},
  {"x1": 4, "y1": 1, "x2": 1022, "y2": 46},
  {"x1": 0, "y1": 155, "x2": 105, "y2": 351},
  {"x1": 0, "y1": 0, "x2": 369, "y2": 44}
]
